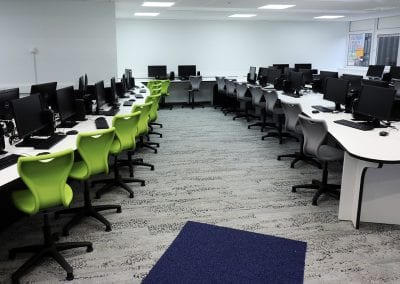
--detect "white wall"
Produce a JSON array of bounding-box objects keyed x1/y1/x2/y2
[
  {"x1": 0, "y1": 0, "x2": 117, "y2": 92},
  {"x1": 116, "y1": 19, "x2": 348, "y2": 78}
]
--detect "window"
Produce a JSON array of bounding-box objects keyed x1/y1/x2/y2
[
  {"x1": 376, "y1": 34, "x2": 400, "y2": 66},
  {"x1": 347, "y1": 33, "x2": 372, "y2": 66}
]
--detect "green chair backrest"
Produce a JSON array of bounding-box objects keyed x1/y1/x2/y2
[
  {"x1": 132, "y1": 102, "x2": 153, "y2": 137},
  {"x1": 111, "y1": 111, "x2": 141, "y2": 154},
  {"x1": 145, "y1": 94, "x2": 162, "y2": 122},
  {"x1": 147, "y1": 80, "x2": 162, "y2": 91},
  {"x1": 17, "y1": 148, "x2": 74, "y2": 214},
  {"x1": 160, "y1": 80, "x2": 170, "y2": 95},
  {"x1": 75, "y1": 127, "x2": 115, "y2": 178},
  {"x1": 150, "y1": 86, "x2": 162, "y2": 96}
]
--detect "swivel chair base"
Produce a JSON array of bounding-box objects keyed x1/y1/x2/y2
[
  {"x1": 277, "y1": 152, "x2": 322, "y2": 169},
  {"x1": 138, "y1": 136, "x2": 159, "y2": 154},
  {"x1": 9, "y1": 213, "x2": 92, "y2": 283},
  {"x1": 262, "y1": 131, "x2": 299, "y2": 144},
  {"x1": 55, "y1": 181, "x2": 121, "y2": 235},
  {"x1": 151, "y1": 122, "x2": 163, "y2": 128}
]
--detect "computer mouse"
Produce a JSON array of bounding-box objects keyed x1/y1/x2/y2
[
  {"x1": 66, "y1": 130, "x2": 78, "y2": 135},
  {"x1": 312, "y1": 110, "x2": 320, "y2": 114},
  {"x1": 379, "y1": 131, "x2": 389, "y2": 137},
  {"x1": 37, "y1": 152, "x2": 50, "y2": 156},
  {"x1": 129, "y1": 99, "x2": 136, "y2": 102}
]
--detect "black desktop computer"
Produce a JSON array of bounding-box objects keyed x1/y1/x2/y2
[
  {"x1": 178, "y1": 65, "x2": 196, "y2": 80},
  {"x1": 366, "y1": 65, "x2": 385, "y2": 79},
  {"x1": 148, "y1": 65, "x2": 167, "y2": 79},
  {"x1": 30, "y1": 82, "x2": 58, "y2": 111},
  {"x1": 0, "y1": 88, "x2": 19, "y2": 120},
  {"x1": 56, "y1": 86, "x2": 78, "y2": 128}
]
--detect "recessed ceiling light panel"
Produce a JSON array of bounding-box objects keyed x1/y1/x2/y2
[
  {"x1": 134, "y1": 12, "x2": 160, "y2": 16},
  {"x1": 258, "y1": 4, "x2": 296, "y2": 10},
  {"x1": 229, "y1": 14, "x2": 257, "y2": 18},
  {"x1": 142, "y1": 2, "x2": 175, "y2": 7},
  {"x1": 314, "y1": 15, "x2": 345, "y2": 19}
]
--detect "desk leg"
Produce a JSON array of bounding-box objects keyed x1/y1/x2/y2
[{"x1": 338, "y1": 152, "x2": 379, "y2": 228}]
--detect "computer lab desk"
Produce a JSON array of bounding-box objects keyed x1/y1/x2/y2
[
  {"x1": 274, "y1": 89, "x2": 400, "y2": 229},
  {"x1": 0, "y1": 87, "x2": 150, "y2": 189}
]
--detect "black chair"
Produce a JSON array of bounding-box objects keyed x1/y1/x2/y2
[
  {"x1": 183, "y1": 76, "x2": 203, "y2": 109},
  {"x1": 233, "y1": 82, "x2": 254, "y2": 122}
]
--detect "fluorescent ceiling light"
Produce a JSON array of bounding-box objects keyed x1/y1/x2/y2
[
  {"x1": 314, "y1": 15, "x2": 345, "y2": 19},
  {"x1": 134, "y1": 12, "x2": 160, "y2": 16},
  {"x1": 258, "y1": 4, "x2": 295, "y2": 10},
  {"x1": 142, "y1": 2, "x2": 175, "y2": 7},
  {"x1": 229, "y1": 14, "x2": 257, "y2": 18}
]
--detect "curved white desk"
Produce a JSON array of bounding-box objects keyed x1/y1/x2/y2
[{"x1": 277, "y1": 90, "x2": 400, "y2": 228}]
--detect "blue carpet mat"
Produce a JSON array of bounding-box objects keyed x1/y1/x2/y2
[{"x1": 143, "y1": 221, "x2": 307, "y2": 284}]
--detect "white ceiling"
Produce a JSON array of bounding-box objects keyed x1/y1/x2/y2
[{"x1": 113, "y1": 0, "x2": 400, "y2": 21}]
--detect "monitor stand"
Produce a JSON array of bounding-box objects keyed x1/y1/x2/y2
[
  {"x1": 15, "y1": 136, "x2": 48, "y2": 148},
  {"x1": 58, "y1": 120, "x2": 78, "y2": 128}
]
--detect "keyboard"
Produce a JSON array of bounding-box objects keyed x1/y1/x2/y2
[
  {"x1": 334, "y1": 119, "x2": 374, "y2": 131},
  {"x1": 99, "y1": 108, "x2": 119, "y2": 116},
  {"x1": 312, "y1": 105, "x2": 334, "y2": 113},
  {"x1": 135, "y1": 94, "x2": 144, "y2": 99},
  {"x1": 34, "y1": 134, "x2": 66, "y2": 150},
  {"x1": 95, "y1": 117, "x2": 109, "y2": 129},
  {"x1": 0, "y1": 154, "x2": 20, "y2": 170},
  {"x1": 123, "y1": 101, "x2": 134, "y2": 106}
]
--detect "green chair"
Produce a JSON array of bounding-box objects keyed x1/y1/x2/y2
[
  {"x1": 160, "y1": 79, "x2": 172, "y2": 110},
  {"x1": 94, "y1": 112, "x2": 145, "y2": 199},
  {"x1": 132, "y1": 102, "x2": 159, "y2": 154},
  {"x1": 146, "y1": 92, "x2": 163, "y2": 138},
  {"x1": 9, "y1": 149, "x2": 93, "y2": 282},
  {"x1": 55, "y1": 128, "x2": 122, "y2": 235}
]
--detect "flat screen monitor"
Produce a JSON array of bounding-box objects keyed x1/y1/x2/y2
[
  {"x1": 110, "y1": 77, "x2": 119, "y2": 105},
  {"x1": 94, "y1": 81, "x2": 107, "y2": 112},
  {"x1": 148, "y1": 65, "x2": 167, "y2": 79},
  {"x1": 0, "y1": 88, "x2": 19, "y2": 120},
  {"x1": 390, "y1": 66, "x2": 400, "y2": 80},
  {"x1": 298, "y1": 68, "x2": 313, "y2": 84},
  {"x1": 361, "y1": 79, "x2": 389, "y2": 88},
  {"x1": 324, "y1": 78, "x2": 349, "y2": 110},
  {"x1": 178, "y1": 65, "x2": 196, "y2": 79},
  {"x1": 366, "y1": 65, "x2": 385, "y2": 78},
  {"x1": 30, "y1": 82, "x2": 58, "y2": 110},
  {"x1": 319, "y1": 71, "x2": 338, "y2": 94},
  {"x1": 267, "y1": 68, "x2": 282, "y2": 84},
  {"x1": 11, "y1": 94, "x2": 47, "y2": 139},
  {"x1": 248, "y1": 66, "x2": 256, "y2": 82},
  {"x1": 290, "y1": 71, "x2": 304, "y2": 94},
  {"x1": 56, "y1": 86, "x2": 76, "y2": 125},
  {"x1": 294, "y1": 63, "x2": 312, "y2": 71},
  {"x1": 125, "y1": 68, "x2": 134, "y2": 89},
  {"x1": 273, "y1": 64, "x2": 289, "y2": 72},
  {"x1": 357, "y1": 85, "x2": 396, "y2": 121},
  {"x1": 341, "y1": 74, "x2": 363, "y2": 92}
]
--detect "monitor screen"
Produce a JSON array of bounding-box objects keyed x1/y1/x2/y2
[
  {"x1": 357, "y1": 85, "x2": 396, "y2": 121},
  {"x1": 273, "y1": 64, "x2": 289, "y2": 72},
  {"x1": 298, "y1": 68, "x2": 313, "y2": 84},
  {"x1": 324, "y1": 78, "x2": 349, "y2": 105},
  {"x1": 267, "y1": 68, "x2": 282, "y2": 84},
  {"x1": 294, "y1": 63, "x2": 312, "y2": 71},
  {"x1": 94, "y1": 81, "x2": 107, "y2": 111},
  {"x1": 366, "y1": 65, "x2": 385, "y2": 78},
  {"x1": 390, "y1": 66, "x2": 400, "y2": 80},
  {"x1": 56, "y1": 86, "x2": 76, "y2": 123},
  {"x1": 258, "y1": 67, "x2": 269, "y2": 80},
  {"x1": 148, "y1": 65, "x2": 167, "y2": 78},
  {"x1": 290, "y1": 71, "x2": 304, "y2": 91},
  {"x1": 361, "y1": 79, "x2": 389, "y2": 88},
  {"x1": 178, "y1": 65, "x2": 196, "y2": 78},
  {"x1": 11, "y1": 94, "x2": 47, "y2": 139},
  {"x1": 110, "y1": 77, "x2": 118, "y2": 104},
  {"x1": 320, "y1": 71, "x2": 338, "y2": 93},
  {"x1": 30, "y1": 82, "x2": 58, "y2": 110},
  {"x1": 0, "y1": 88, "x2": 19, "y2": 120},
  {"x1": 249, "y1": 66, "x2": 256, "y2": 81},
  {"x1": 341, "y1": 74, "x2": 363, "y2": 92}
]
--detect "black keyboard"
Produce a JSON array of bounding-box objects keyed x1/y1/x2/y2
[
  {"x1": 0, "y1": 154, "x2": 20, "y2": 170},
  {"x1": 95, "y1": 117, "x2": 109, "y2": 129},
  {"x1": 99, "y1": 108, "x2": 119, "y2": 116},
  {"x1": 123, "y1": 101, "x2": 134, "y2": 106},
  {"x1": 334, "y1": 119, "x2": 374, "y2": 131},
  {"x1": 35, "y1": 134, "x2": 66, "y2": 150},
  {"x1": 312, "y1": 105, "x2": 334, "y2": 113}
]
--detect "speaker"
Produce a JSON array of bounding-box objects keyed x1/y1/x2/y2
[
  {"x1": 169, "y1": 71, "x2": 175, "y2": 81},
  {"x1": 73, "y1": 99, "x2": 87, "y2": 121},
  {"x1": 197, "y1": 71, "x2": 201, "y2": 76}
]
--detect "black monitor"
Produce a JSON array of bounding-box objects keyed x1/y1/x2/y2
[
  {"x1": 298, "y1": 68, "x2": 313, "y2": 84},
  {"x1": 324, "y1": 78, "x2": 349, "y2": 111},
  {"x1": 273, "y1": 64, "x2": 290, "y2": 73},
  {"x1": 178, "y1": 65, "x2": 196, "y2": 79},
  {"x1": 294, "y1": 63, "x2": 312, "y2": 71},
  {"x1": 361, "y1": 79, "x2": 389, "y2": 88},
  {"x1": 289, "y1": 71, "x2": 304, "y2": 95},
  {"x1": 56, "y1": 86, "x2": 77, "y2": 128},
  {"x1": 11, "y1": 94, "x2": 48, "y2": 143},
  {"x1": 78, "y1": 76, "x2": 86, "y2": 98},
  {"x1": 357, "y1": 85, "x2": 396, "y2": 124},
  {"x1": 110, "y1": 77, "x2": 119, "y2": 106},
  {"x1": 94, "y1": 81, "x2": 107, "y2": 113},
  {"x1": 366, "y1": 65, "x2": 385, "y2": 78},
  {"x1": 125, "y1": 68, "x2": 135, "y2": 89},
  {"x1": 319, "y1": 71, "x2": 338, "y2": 94},
  {"x1": 84, "y1": 74, "x2": 88, "y2": 88},
  {"x1": 267, "y1": 68, "x2": 282, "y2": 85},
  {"x1": 390, "y1": 66, "x2": 400, "y2": 80},
  {"x1": 258, "y1": 67, "x2": 269, "y2": 80},
  {"x1": 148, "y1": 65, "x2": 167, "y2": 79},
  {"x1": 248, "y1": 66, "x2": 256, "y2": 82},
  {"x1": 341, "y1": 74, "x2": 363, "y2": 92},
  {"x1": 30, "y1": 82, "x2": 58, "y2": 110},
  {"x1": 0, "y1": 88, "x2": 19, "y2": 120}
]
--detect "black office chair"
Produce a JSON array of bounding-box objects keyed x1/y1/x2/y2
[
  {"x1": 214, "y1": 76, "x2": 226, "y2": 109},
  {"x1": 277, "y1": 102, "x2": 321, "y2": 169},
  {"x1": 247, "y1": 86, "x2": 270, "y2": 130},
  {"x1": 233, "y1": 82, "x2": 254, "y2": 122},
  {"x1": 223, "y1": 79, "x2": 238, "y2": 115},
  {"x1": 292, "y1": 114, "x2": 343, "y2": 205},
  {"x1": 183, "y1": 76, "x2": 203, "y2": 109}
]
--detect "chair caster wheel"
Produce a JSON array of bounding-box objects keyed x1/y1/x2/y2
[
  {"x1": 312, "y1": 200, "x2": 318, "y2": 206},
  {"x1": 117, "y1": 207, "x2": 122, "y2": 213},
  {"x1": 154, "y1": 150, "x2": 158, "y2": 154},
  {"x1": 247, "y1": 126, "x2": 250, "y2": 129},
  {"x1": 105, "y1": 226, "x2": 112, "y2": 232},
  {"x1": 66, "y1": 272, "x2": 74, "y2": 281},
  {"x1": 277, "y1": 157, "x2": 281, "y2": 161},
  {"x1": 87, "y1": 245, "x2": 93, "y2": 252},
  {"x1": 129, "y1": 193, "x2": 134, "y2": 198},
  {"x1": 141, "y1": 182, "x2": 145, "y2": 186},
  {"x1": 290, "y1": 164, "x2": 294, "y2": 169},
  {"x1": 151, "y1": 166, "x2": 155, "y2": 171},
  {"x1": 291, "y1": 187, "x2": 297, "y2": 193},
  {"x1": 160, "y1": 134, "x2": 163, "y2": 138}
]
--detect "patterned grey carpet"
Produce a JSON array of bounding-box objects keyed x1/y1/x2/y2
[{"x1": 1, "y1": 107, "x2": 400, "y2": 283}]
